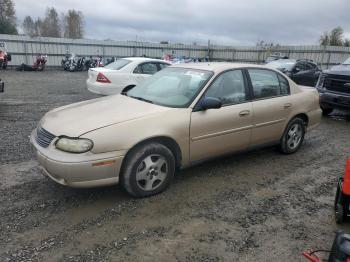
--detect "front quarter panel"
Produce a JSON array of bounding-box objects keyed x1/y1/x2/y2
[{"x1": 81, "y1": 108, "x2": 192, "y2": 166}]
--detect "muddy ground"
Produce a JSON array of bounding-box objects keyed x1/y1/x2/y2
[{"x1": 0, "y1": 70, "x2": 350, "y2": 262}]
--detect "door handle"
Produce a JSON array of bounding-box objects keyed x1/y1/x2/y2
[
  {"x1": 284, "y1": 103, "x2": 292, "y2": 109},
  {"x1": 239, "y1": 110, "x2": 250, "y2": 117}
]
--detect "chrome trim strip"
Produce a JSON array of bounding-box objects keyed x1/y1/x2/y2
[
  {"x1": 191, "y1": 125, "x2": 254, "y2": 141},
  {"x1": 254, "y1": 118, "x2": 285, "y2": 128}
]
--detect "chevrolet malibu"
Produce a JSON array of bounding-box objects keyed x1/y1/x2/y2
[{"x1": 31, "y1": 63, "x2": 321, "y2": 197}]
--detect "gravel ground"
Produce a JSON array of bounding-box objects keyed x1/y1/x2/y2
[{"x1": 1, "y1": 70, "x2": 350, "y2": 262}]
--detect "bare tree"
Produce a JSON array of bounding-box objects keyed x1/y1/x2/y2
[
  {"x1": 329, "y1": 27, "x2": 344, "y2": 46},
  {"x1": 34, "y1": 18, "x2": 43, "y2": 36},
  {"x1": 319, "y1": 31, "x2": 330, "y2": 46},
  {"x1": 63, "y1": 10, "x2": 84, "y2": 39},
  {"x1": 41, "y1": 7, "x2": 60, "y2": 37},
  {"x1": 0, "y1": 0, "x2": 17, "y2": 34},
  {"x1": 0, "y1": 0, "x2": 15, "y2": 23},
  {"x1": 22, "y1": 16, "x2": 36, "y2": 36},
  {"x1": 320, "y1": 27, "x2": 344, "y2": 46},
  {"x1": 344, "y1": 39, "x2": 350, "y2": 47}
]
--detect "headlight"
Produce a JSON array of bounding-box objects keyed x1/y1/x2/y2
[{"x1": 55, "y1": 137, "x2": 93, "y2": 153}]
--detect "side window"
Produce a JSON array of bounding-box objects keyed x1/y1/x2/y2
[
  {"x1": 133, "y1": 65, "x2": 142, "y2": 74},
  {"x1": 141, "y1": 63, "x2": 158, "y2": 74},
  {"x1": 248, "y1": 69, "x2": 281, "y2": 99},
  {"x1": 158, "y1": 63, "x2": 169, "y2": 71},
  {"x1": 205, "y1": 70, "x2": 247, "y2": 106},
  {"x1": 278, "y1": 74, "x2": 290, "y2": 95},
  {"x1": 295, "y1": 61, "x2": 306, "y2": 71},
  {"x1": 306, "y1": 62, "x2": 316, "y2": 70}
]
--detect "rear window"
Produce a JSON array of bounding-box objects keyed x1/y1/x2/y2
[{"x1": 104, "y1": 59, "x2": 131, "y2": 70}]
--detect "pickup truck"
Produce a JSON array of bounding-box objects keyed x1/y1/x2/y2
[{"x1": 317, "y1": 57, "x2": 350, "y2": 115}]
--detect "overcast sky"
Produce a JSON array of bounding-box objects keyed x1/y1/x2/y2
[{"x1": 14, "y1": 0, "x2": 350, "y2": 46}]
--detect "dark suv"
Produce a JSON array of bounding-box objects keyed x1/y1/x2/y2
[
  {"x1": 317, "y1": 57, "x2": 350, "y2": 115},
  {"x1": 266, "y1": 59, "x2": 321, "y2": 87}
]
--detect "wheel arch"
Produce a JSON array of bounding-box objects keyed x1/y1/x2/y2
[
  {"x1": 120, "y1": 136, "x2": 183, "y2": 177},
  {"x1": 292, "y1": 113, "x2": 309, "y2": 127}
]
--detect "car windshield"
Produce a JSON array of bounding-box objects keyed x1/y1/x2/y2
[
  {"x1": 126, "y1": 67, "x2": 213, "y2": 108},
  {"x1": 104, "y1": 59, "x2": 131, "y2": 70},
  {"x1": 343, "y1": 57, "x2": 350, "y2": 65},
  {"x1": 266, "y1": 60, "x2": 295, "y2": 71}
]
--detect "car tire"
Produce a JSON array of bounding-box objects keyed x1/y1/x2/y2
[
  {"x1": 279, "y1": 117, "x2": 306, "y2": 154},
  {"x1": 121, "y1": 142, "x2": 175, "y2": 198},
  {"x1": 321, "y1": 106, "x2": 333, "y2": 116},
  {"x1": 335, "y1": 203, "x2": 344, "y2": 224}
]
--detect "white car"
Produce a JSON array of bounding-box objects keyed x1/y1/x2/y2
[{"x1": 86, "y1": 57, "x2": 171, "y2": 95}]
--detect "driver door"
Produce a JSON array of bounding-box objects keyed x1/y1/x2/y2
[{"x1": 190, "y1": 70, "x2": 253, "y2": 162}]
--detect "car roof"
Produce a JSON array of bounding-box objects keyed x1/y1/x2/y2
[
  {"x1": 123, "y1": 57, "x2": 169, "y2": 63},
  {"x1": 170, "y1": 62, "x2": 273, "y2": 73}
]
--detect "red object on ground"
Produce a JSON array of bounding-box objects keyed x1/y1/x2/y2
[
  {"x1": 302, "y1": 251, "x2": 323, "y2": 262},
  {"x1": 342, "y1": 158, "x2": 350, "y2": 195}
]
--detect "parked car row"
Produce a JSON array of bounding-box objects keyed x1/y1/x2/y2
[{"x1": 267, "y1": 57, "x2": 350, "y2": 115}]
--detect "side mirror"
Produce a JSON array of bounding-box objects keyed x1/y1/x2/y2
[{"x1": 200, "y1": 97, "x2": 222, "y2": 110}]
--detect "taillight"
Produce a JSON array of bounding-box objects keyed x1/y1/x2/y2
[{"x1": 96, "y1": 72, "x2": 111, "y2": 83}]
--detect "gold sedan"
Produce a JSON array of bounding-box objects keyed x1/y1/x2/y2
[{"x1": 30, "y1": 63, "x2": 321, "y2": 197}]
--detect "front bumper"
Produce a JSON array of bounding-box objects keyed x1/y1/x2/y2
[
  {"x1": 318, "y1": 89, "x2": 350, "y2": 109},
  {"x1": 30, "y1": 130, "x2": 124, "y2": 188}
]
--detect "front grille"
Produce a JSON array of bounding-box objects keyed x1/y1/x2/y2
[
  {"x1": 35, "y1": 126, "x2": 56, "y2": 148},
  {"x1": 324, "y1": 74, "x2": 350, "y2": 95}
]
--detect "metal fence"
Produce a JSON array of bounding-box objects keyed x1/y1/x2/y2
[{"x1": 1, "y1": 34, "x2": 350, "y2": 69}]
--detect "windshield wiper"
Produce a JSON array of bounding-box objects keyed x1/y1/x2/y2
[{"x1": 129, "y1": 95, "x2": 154, "y2": 104}]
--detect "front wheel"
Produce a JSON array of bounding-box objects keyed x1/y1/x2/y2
[
  {"x1": 279, "y1": 117, "x2": 306, "y2": 154},
  {"x1": 121, "y1": 143, "x2": 175, "y2": 198}
]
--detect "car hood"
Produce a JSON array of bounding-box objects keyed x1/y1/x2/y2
[
  {"x1": 324, "y1": 64, "x2": 350, "y2": 76},
  {"x1": 40, "y1": 95, "x2": 170, "y2": 137}
]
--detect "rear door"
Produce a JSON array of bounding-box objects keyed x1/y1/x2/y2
[
  {"x1": 190, "y1": 69, "x2": 253, "y2": 162},
  {"x1": 247, "y1": 68, "x2": 292, "y2": 146}
]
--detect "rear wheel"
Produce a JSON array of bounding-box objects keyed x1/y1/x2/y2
[
  {"x1": 121, "y1": 143, "x2": 175, "y2": 198},
  {"x1": 279, "y1": 117, "x2": 305, "y2": 154}
]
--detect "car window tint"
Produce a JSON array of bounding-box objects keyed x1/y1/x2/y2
[
  {"x1": 306, "y1": 62, "x2": 316, "y2": 70},
  {"x1": 205, "y1": 70, "x2": 246, "y2": 105},
  {"x1": 295, "y1": 61, "x2": 306, "y2": 71},
  {"x1": 158, "y1": 63, "x2": 169, "y2": 70},
  {"x1": 133, "y1": 65, "x2": 142, "y2": 74},
  {"x1": 278, "y1": 74, "x2": 290, "y2": 95},
  {"x1": 141, "y1": 63, "x2": 158, "y2": 74},
  {"x1": 248, "y1": 69, "x2": 281, "y2": 99}
]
